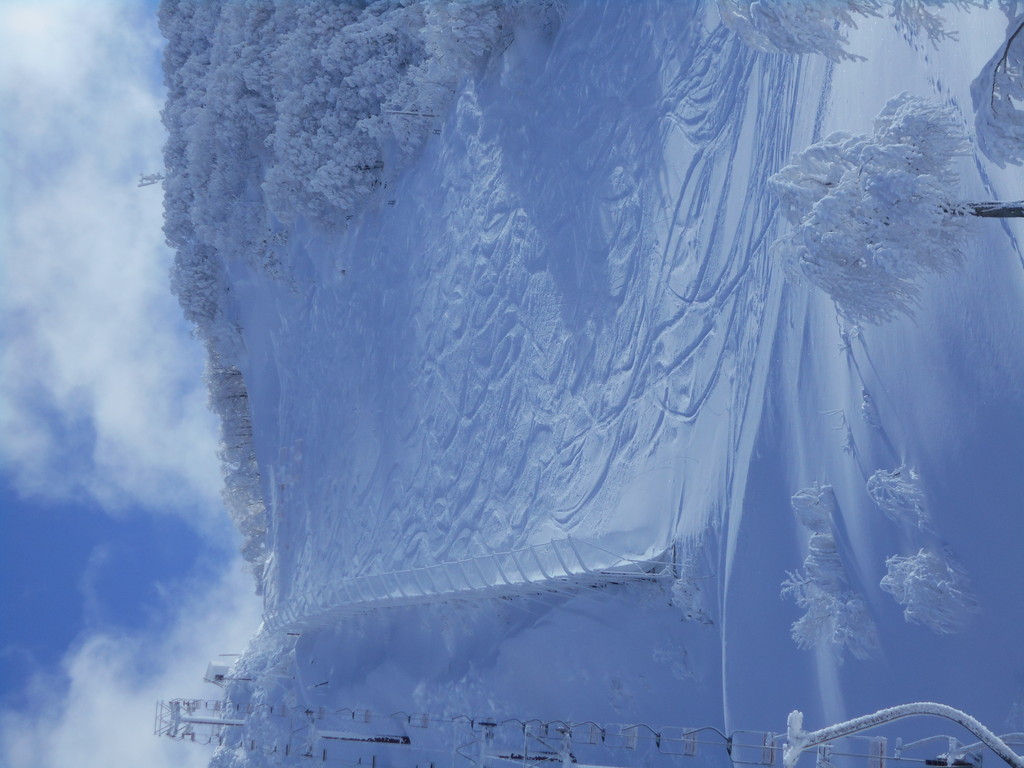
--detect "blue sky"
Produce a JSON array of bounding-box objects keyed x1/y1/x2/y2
[
  {"x1": 0, "y1": 478, "x2": 206, "y2": 700},
  {"x1": 0, "y1": 2, "x2": 260, "y2": 766}
]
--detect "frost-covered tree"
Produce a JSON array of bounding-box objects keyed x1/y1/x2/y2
[
  {"x1": 717, "y1": 0, "x2": 989, "y2": 62},
  {"x1": 263, "y1": 0, "x2": 537, "y2": 223},
  {"x1": 972, "y1": 14, "x2": 1024, "y2": 167},
  {"x1": 881, "y1": 549, "x2": 978, "y2": 633},
  {"x1": 866, "y1": 465, "x2": 929, "y2": 529},
  {"x1": 782, "y1": 544, "x2": 879, "y2": 661},
  {"x1": 770, "y1": 93, "x2": 1024, "y2": 323},
  {"x1": 791, "y1": 481, "x2": 839, "y2": 533},
  {"x1": 783, "y1": 483, "x2": 877, "y2": 660}
]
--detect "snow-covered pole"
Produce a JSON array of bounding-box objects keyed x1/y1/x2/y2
[{"x1": 784, "y1": 703, "x2": 1024, "y2": 768}]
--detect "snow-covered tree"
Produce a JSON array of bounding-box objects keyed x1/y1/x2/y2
[
  {"x1": 717, "y1": 0, "x2": 989, "y2": 62},
  {"x1": 782, "y1": 555, "x2": 879, "y2": 661},
  {"x1": 972, "y1": 14, "x2": 1024, "y2": 167},
  {"x1": 791, "y1": 481, "x2": 839, "y2": 533},
  {"x1": 881, "y1": 549, "x2": 978, "y2": 633},
  {"x1": 783, "y1": 483, "x2": 877, "y2": 661},
  {"x1": 770, "y1": 93, "x2": 1023, "y2": 323},
  {"x1": 263, "y1": 0, "x2": 537, "y2": 224},
  {"x1": 866, "y1": 465, "x2": 929, "y2": 529}
]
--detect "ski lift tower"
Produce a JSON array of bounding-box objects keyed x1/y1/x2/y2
[{"x1": 154, "y1": 699, "x2": 246, "y2": 745}]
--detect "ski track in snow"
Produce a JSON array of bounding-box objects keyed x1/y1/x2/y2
[{"x1": 243, "y1": 3, "x2": 820, "y2": 618}]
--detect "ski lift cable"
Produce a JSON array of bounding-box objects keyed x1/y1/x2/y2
[{"x1": 156, "y1": 697, "x2": 1022, "y2": 768}]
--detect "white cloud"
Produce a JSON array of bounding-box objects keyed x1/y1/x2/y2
[
  {"x1": 0, "y1": 559, "x2": 263, "y2": 768},
  {"x1": 0, "y1": 8, "x2": 265, "y2": 764},
  {"x1": 0, "y1": 1, "x2": 224, "y2": 525}
]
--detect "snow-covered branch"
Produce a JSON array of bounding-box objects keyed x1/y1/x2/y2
[{"x1": 961, "y1": 200, "x2": 1024, "y2": 216}]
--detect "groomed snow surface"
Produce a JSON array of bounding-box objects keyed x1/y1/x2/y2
[{"x1": 159, "y1": 2, "x2": 1024, "y2": 768}]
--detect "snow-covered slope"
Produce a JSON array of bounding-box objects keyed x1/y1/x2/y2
[
  {"x1": 236, "y1": 1, "x2": 819, "y2": 614},
  {"x1": 159, "y1": 2, "x2": 1024, "y2": 767}
]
